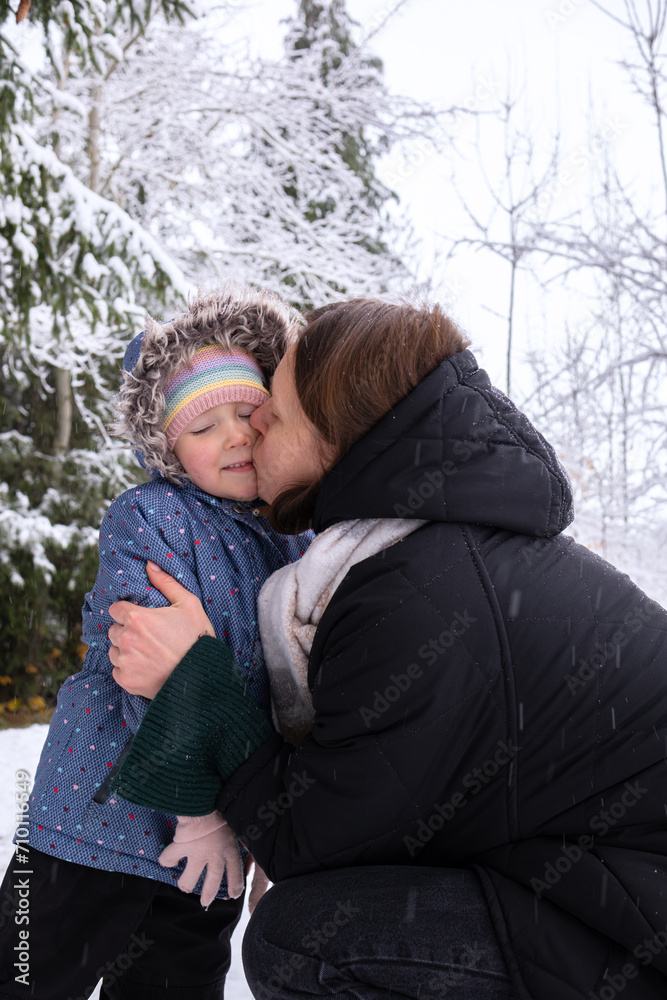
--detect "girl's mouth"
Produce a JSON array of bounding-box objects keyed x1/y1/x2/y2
[{"x1": 223, "y1": 461, "x2": 255, "y2": 473}]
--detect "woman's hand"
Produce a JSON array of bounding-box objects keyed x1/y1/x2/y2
[
  {"x1": 247, "y1": 856, "x2": 271, "y2": 914},
  {"x1": 108, "y1": 561, "x2": 215, "y2": 699}
]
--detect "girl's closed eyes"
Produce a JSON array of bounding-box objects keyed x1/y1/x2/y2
[
  {"x1": 173, "y1": 398, "x2": 263, "y2": 501},
  {"x1": 191, "y1": 410, "x2": 255, "y2": 435}
]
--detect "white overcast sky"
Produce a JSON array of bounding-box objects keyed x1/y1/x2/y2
[{"x1": 224, "y1": 0, "x2": 653, "y2": 394}]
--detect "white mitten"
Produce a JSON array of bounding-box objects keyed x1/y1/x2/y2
[
  {"x1": 247, "y1": 855, "x2": 271, "y2": 914},
  {"x1": 158, "y1": 811, "x2": 244, "y2": 908}
]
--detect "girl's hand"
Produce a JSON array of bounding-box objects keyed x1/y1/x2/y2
[
  {"x1": 159, "y1": 811, "x2": 245, "y2": 909},
  {"x1": 108, "y1": 561, "x2": 215, "y2": 699}
]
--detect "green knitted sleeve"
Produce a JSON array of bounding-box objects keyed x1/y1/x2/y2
[{"x1": 110, "y1": 635, "x2": 275, "y2": 815}]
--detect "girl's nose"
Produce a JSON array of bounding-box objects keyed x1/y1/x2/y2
[{"x1": 226, "y1": 420, "x2": 254, "y2": 446}]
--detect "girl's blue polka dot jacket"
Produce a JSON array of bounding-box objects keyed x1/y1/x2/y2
[{"x1": 23, "y1": 476, "x2": 312, "y2": 898}]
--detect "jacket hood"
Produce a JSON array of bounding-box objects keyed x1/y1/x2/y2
[
  {"x1": 118, "y1": 328, "x2": 156, "y2": 477},
  {"x1": 113, "y1": 285, "x2": 299, "y2": 481},
  {"x1": 313, "y1": 349, "x2": 573, "y2": 537}
]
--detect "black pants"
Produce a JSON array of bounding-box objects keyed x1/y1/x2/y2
[
  {"x1": 0, "y1": 845, "x2": 243, "y2": 1000},
  {"x1": 243, "y1": 866, "x2": 519, "y2": 1000}
]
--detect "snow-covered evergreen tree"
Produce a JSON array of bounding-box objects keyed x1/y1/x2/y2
[
  {"x1": 61, "y1": 0, "x2": 424, "y2": 306},
  {"x1": 0, "y1": 0, "x2": 434, "y2": 713},
  {"x1": 0, "y1": 0, "x2": 193, "y2": 711}
]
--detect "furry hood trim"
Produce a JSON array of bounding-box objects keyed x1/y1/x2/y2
[{"x1": 112, "y1": 285, "x2": 300, "y2": 483}]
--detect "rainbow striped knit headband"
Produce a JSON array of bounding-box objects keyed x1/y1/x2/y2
[{"x1": 163, "y1": 345, "x2": 269, "y2": 448}]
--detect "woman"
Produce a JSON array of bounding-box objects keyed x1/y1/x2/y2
[{"x1": 108, "y1": 299, "x2": 667, "y2": 1000}]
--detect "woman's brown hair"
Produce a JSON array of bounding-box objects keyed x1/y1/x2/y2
[{"x1": 269, "y1": 298, "x2": 470, "y2": 534}]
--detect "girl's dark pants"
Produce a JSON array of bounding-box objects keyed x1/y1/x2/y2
[
  {"x1": 243, "y1": 866, "x2": 519, "y2": 1000},
  {"x1": 0, "y1": 845, "x2": 243, "y2": 999}
]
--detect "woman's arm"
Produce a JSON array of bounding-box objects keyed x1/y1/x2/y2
[
  {"x1": 110, "y1": 584, "x2": 439, "y2": 874},
  {"x1": 111, "y1": 551, "x2": 504, "y2": 882},
  {"x1": 110, "y1": 633, "x2": 276, "y2": 814},
  {"x1": 108, "y1": 561, "x2": 214, "y2": 699}
]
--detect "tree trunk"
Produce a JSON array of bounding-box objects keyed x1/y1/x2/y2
[
  {"x1": 87, "y1": 81, "x2": 102, "y2": 193},
  {"x1": 53, "y1": 367, "x2": 73, "y2": 459},
  {"x1": 50, "y1": 49, "x2": 75, "y2": 468}
]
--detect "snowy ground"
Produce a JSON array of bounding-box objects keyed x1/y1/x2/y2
[{"x1": 0, "y1": 723, "x2": 253, "y2": 1000}]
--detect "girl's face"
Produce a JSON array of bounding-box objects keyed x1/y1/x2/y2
[{"x1": 172, "y1": 400, "x2": 261, "y2": 501}]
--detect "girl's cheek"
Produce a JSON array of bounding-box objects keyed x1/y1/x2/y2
[{"x1": 193, "y1": 445, "x2": 211, "y2": 467}]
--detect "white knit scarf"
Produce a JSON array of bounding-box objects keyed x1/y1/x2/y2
[{"x1": 257, "y1": 518, "x2": 428, "y2": 743}]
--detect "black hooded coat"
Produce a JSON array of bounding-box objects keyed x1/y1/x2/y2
[{"x1": 213, "y1": 348, "x2": 667, "y2": 999}]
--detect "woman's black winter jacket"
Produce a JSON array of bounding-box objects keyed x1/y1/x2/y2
[{"x1": 215, "y1": 349, "x2": 667, "y2": 999}]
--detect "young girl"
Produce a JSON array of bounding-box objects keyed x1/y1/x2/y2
[{"x1": 0, "y1": 287, "x2": 312, "y2": 1000}]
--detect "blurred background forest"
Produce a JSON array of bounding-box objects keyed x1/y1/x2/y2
[{"x1": 1, "y1": 0, "x2": 665, "y2": 723}]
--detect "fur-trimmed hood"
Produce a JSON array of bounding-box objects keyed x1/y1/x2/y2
[{"x1": 113, "y1": 285, "x2": 299, "y2": 482}]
